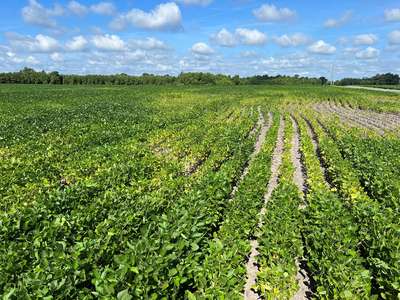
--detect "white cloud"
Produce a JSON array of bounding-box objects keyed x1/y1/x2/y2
[
  {"x1": 353, "y1": 34, "x2": 378, "y2": 45},
  {"x1": 26, "y1": 55, "x2": 40, "y2": 65},
  {"x1": 324, "y1": 11, "x2": 352, "y2": 28},
  {"x1": 388, "y1": 30, "x2": 400, "y2": 45},
  {"x1": 253, "y1": 4, "x2": 296, "y2": 22},
  {"x1": 50, "y1": 52, "x2": 64, "y2": 62},
  {"x1": 308, "y1": 40, "x2": 336, "y2": 54},
  {"x1": 175, "y1": 0, "x2": 212, "y2": 6},
  {"x1": 90, "y1": 2, "x2": 116, "y2": 15},
  {"x1": 273, "y1": 33, "x2": 310, "y2": 47},
  {"x1": 68, "y1": 1, "x2": 116, "y2": 16},
  {"x1": 212, "y1": 28, "x2": 236, "y2": 47},
  {"x1": 122, "y1": 50, "x2": 147, "y2": 62},
  {"x1": 91, "y1": 34, "x2": 126, "y2": 51},
  {"x1": 66, "y1": 35, "x2": 88, "y2": 51},
  {"x1": 22, "y1": 0, "x2": 64, "y2": 28},
  {"x1": 191, "y1": 42, "x2": 214, "y2": 55},
  {"x1": 384, "y1": 8, "x2": 400, "y2": 22},
  {"x1": 235, "y1": 28, "x2": 267, "y2": 46},
  {"x1": 110, "y1": 2, "x2": 182, "y2": 31},
  {"x1": 240, "y1": 50, "x2": 258, "y2": 58},
  {"x1": 35, "y1": 34, "x2": 60, "y2": 52},
  {"x1": 68, "y1": 1, "x2": 88, "y2": 16},
  {"x1": 6, "y1": 33, "x2": 60, "y2": 53},
  {"x1": 355, "y1": 47, "x2": 379, "y2": 59},
  {"x1": 129, "y1": 37, "x2": 168, "y2": 50}
]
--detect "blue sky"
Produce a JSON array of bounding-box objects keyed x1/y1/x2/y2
[{"x1": 0, "y1": 0, "x2": 399, "y2": 78}]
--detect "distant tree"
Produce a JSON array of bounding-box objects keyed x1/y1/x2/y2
[
  {"x1": 49, "y1": 71, "x2": 62, "y2": 84},
  {"x1": 319, "y1": 76, "x2": 328, "y2": 85},
  {"x1": 232, "y1": 75, "x2": 241, "y2": 85},
  {"x1": 3, "y1": 68, "x2": 397, "y2": 87}
]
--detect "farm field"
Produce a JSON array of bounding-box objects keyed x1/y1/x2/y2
[{"x1": 1, "y1": 84, "x2": 400, "y2": 299}]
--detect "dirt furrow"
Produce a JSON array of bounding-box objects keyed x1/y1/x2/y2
[
  {"x1": 231, "y1": 110, "x2": 272, "y2": 198},
  {"x1": 314, "y1": 103, "x2": 363, "y2": 130},
  {"x1": 315, "y1": 102, "x2": 373, "y2": 131},
  {"x1": 290, "y1": 116, "x2": 313, "y2": 300},
  {"x1": 316, "y1": 102, "x2": 400, "y2": 135},
  {"x1": 244, "y1": 116, "x2": 285, "y2": 300},
  {"x1": 337, "y1": 105, "x2": 395, "y2": 132},
  {"x1": 303, "y1": 117, "x2": 331, "y2": 187},
  {"x1": 290, "y1": 116, "x2": 307, "y2": 206},
  {"x1": 342, "y1": 104, "x2": 400, "y2": 128},
  {"x1": 326, "y1": 102, "x2": 385, "y2": 135},
  {"x1": 249, "y1": 107, "x2": 265, "y2": 137}
]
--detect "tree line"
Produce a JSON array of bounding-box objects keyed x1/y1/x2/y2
[
  {"x1": 336, "y1": 73, "x2": 400, "y2": 86},
  {"x1": 0, "y1": 68, "x2": 329, "y2": 86}
]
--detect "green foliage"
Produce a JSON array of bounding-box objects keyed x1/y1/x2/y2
[
  {"x1": 192, "y1": 112, "x2": 280, "y2": 298},
  {"x1": 0, "y1": 68, "x2": 328, "y2": 86},
  {"x1": 255, "y1": 116, "x2": 303, "y2": 299},
  {"x1": 297, "y1": 117, "x2": 372, "y2": 299},
  {"x1": 0, "y1": 84, "x2": 399, "y2": 299},
  {"x1": 336, "y1": 73, "x2": 400, "y2": 86},
  {"x1": 315, "y1": 119, "x2": 400, "y2": 298}
]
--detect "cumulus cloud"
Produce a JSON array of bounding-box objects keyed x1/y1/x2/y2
[
  {"x1": 22, "y1": 0, "x2": 64, "y2": 28},
  {"x1": 110, "y1": 2, "x2": 182, "y2": 31},
  {"x1": 388, "y1": 30, "x2": 400, "y2": 45},
  {"x1": 6, "y1": 32, "x2": 60, "y2": 53},
  {"x1": 90, "y1": 2, "x2": 116, "y2": 15},
  {"x1": 26, "y1": 55, "x2": 40, "y2": 65},
  {"x1": 384, "y1": 8, "x2": 400, "y2": 22},
  {"x1": 67, "y1": 1, "x2": 116, "y2": 16},
  {"x1": 308, "y1": 40, "x2": 336, "y2": 54},
  {"x1": 34, "y1": 34, "x2": 60, "y2": 52},
  {"x1": 324, "y1": 10, "x2": 352, "y2": 28},
  {"x1": 253, "y1": 4, "x2": 296, "y2": 22},
  {"x1": 91, "y1": 34, "x2": 126, "y2": 51},
  {"x1": 191, "y1": 42, "x2": 214, "y2": 55},
  {"x1": 129, "y1": 37, "x2": 168, "y2": 50},
  {"x1": 1, "y1": 49, "x2": 40, "y2": 66},
  {"x1": 66, "y1": 35, "x2": 88, "y2": 51},
  {"x1": 235, "y1": 28, "x2": 267, "y2": 46},
  {"x1": 355, "y1": 47, "x2": 379, "y2": 59},
  {"x1": 273, "y1": 33, "x2": 310, "y2": 47},
  {"x1": 353, "y1": 34, "x2": 378, "y2": 45},
  {"x1": 212, "y1": 28, "x2": 236, "y2": 47},
  {"x1": 50, "y1": 52, "x2": 64, "y2": 62},
  {"x1": 68, "y1": 1, "x2": 88, "y2": 16},
  {"x1": 212, "y1": 28, "x2": 267, "y2": 47},
  {"x1": 175, "y1": 0, "x2": 212, "y2": 6}
]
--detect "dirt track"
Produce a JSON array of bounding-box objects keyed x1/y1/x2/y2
[{"x1": 341, "y1": 85, "x2": 400, "y2": 94}]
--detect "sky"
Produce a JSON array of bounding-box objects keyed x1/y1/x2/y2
[{"x1": 0, "y1": 0, "x2": 399, "y2": 79}]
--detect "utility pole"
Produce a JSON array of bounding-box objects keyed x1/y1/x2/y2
[{"x1": 330, "y1": 63, "x2": 335, "y2": 85}]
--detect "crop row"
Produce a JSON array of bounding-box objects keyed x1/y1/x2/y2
[
  {"x1": 309, "y1": 116, "x2": 400, "y2": 297},
  {"x1": 190, "y1": 111, "x2": 280, "y2": 298},
  {"x1": 296, "y1": 116, "x2": 371, "y2": 299},
  {"x1": 255, "y1": 115, "x2": 304, "y2": 299}
]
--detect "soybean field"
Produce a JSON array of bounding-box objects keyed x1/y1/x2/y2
[{"x1": 1, "y1": 84, "x2": 400, "y2": 299}]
